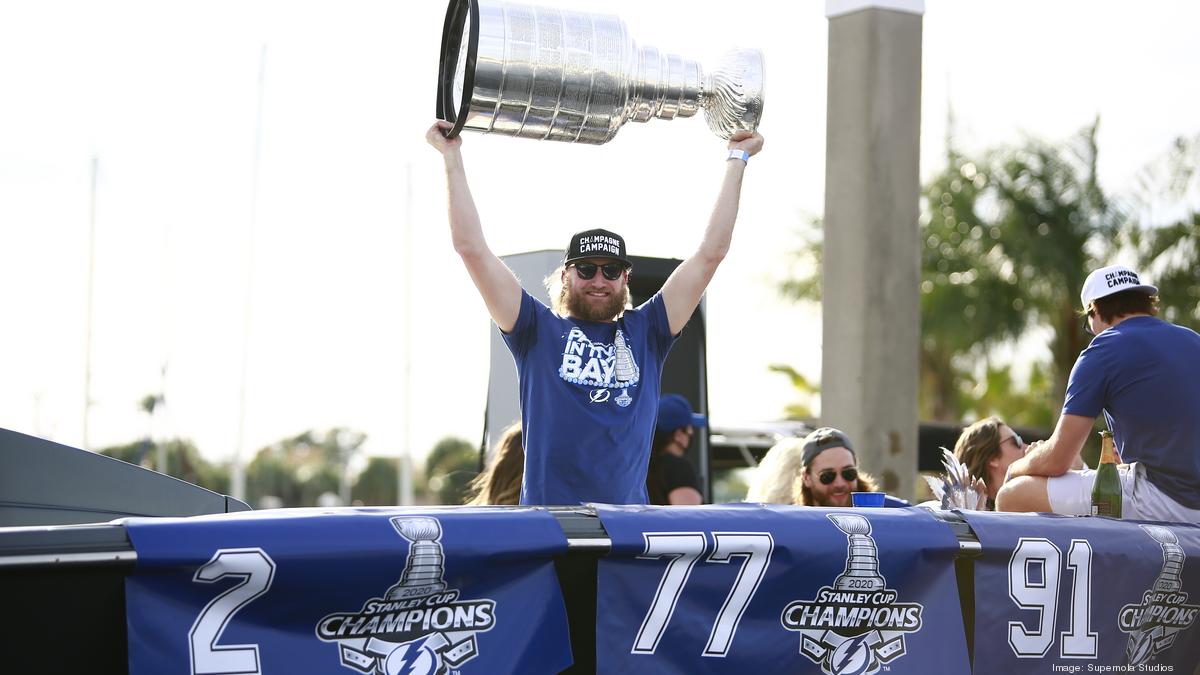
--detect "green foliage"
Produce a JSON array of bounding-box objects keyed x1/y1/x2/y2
[
  {"x1": 245, "y1": 428, "x2": 365, "y2": 508},
  {"x1": 97, "y1": 438, "x2": 229, "y2": 494},
  {"x1": 985, "y1": 120, "x2": 1123, "y2": 400},
  {"x1": 965, "y1": 363, "x2": 1057, "y2": 430},
  {"x1": 95, "y1": 417, "x2": 466, "y2": 509},
  {"x1": 767, "y1": 364, "x2": 817, "y2": 420},
  {"x1": 352, "y1": 456, "x2": 399, "y2": 506},
  {"x1": 776, "y1": 118, "x2": 1171, "y2": 429},
  {"x1": 424, "y1": 436, "x2": 479, "y2": 505},
  {"x1": 711, "y1": 468, "x2": 751, "y2": 505},
  {"x1": 1132, "y1": 135, "x2": 1200, "y2": 331},
  {"x1": 777, "y1": 213, "x2": 824, "y2": 304},
  {"x1": 1137, "y1": 212, "x2": 1200, "y2": 329},
  {"x1": 919, "y1": 147, "x2": 1027, "y2": 420},
  {"x1": 139, "y1": 393, "x2": 164, "y2": 415},
  {"x1": 918, "y1": 120, "x2": 1124, "y2": 422}
]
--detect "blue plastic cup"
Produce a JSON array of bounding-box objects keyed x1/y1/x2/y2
[{"x1": 851, "y1": 492, "x2": 886, "y2": 508}]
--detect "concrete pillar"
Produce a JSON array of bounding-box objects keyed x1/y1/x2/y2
[{"x1": 822, "y1": 0, "x2": 923, "y2": 500}]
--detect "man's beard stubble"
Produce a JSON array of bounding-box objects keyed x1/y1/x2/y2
[
  {"x1": 803, "y1": 481, "x2": 857, "y2": 507},
  {"x1": 563, "y1": 283, "x2": 628, "y2": 322}
]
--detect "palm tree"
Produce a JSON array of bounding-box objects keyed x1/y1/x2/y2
[
  {"x1": 1131, "y1": 133, "x2": 1200, "y2": 330},
  {"x1": 1137, "y1": 212, "x2": 1200, "y2": 329},
  {"x1": 780, "y1": 120, "x2": 1125, "y2": 424},
  {"x1": 984, "y1": 119, "x2": 1124, "y2": 404},
  {"x1": 919, "y1": 145, "x2": 1028, "y2": 420}
]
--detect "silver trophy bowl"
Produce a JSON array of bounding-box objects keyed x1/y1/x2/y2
[{"x1": 436, "y1": 0, "x2": 764, "y2": 144}]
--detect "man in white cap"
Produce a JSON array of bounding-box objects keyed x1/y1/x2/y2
[{"x1": 997, "y1": 264, "x2": 1200, "y2": 521}]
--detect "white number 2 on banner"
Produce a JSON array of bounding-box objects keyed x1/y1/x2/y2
[
  {"x1": 631, "y1": 531, "x2": 774, "y2": 657},
  {"x1": 188, "y1": 548, "x2": 277, "y2": 675},
  {"x1": 1007, "y1": 537, "x2": 1098, "y2": 659}
]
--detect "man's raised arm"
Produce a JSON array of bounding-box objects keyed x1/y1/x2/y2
[
  {"x1": 660, "y1": 130, "x2": 764, "y2": 335},
  {"x1": 1004, "y1": 413, "x2": 1093, "y2": 481},
  {"x1": 426, "y1": 121, "x2": 522, "y2": 332}
]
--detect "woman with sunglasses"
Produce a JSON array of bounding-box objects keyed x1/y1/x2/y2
[
  {"x1": 952, "y1": 417, "x2": 1026, "y2": 511},
  {"x1": 425, "y1": 119, "x2": 764, "y2": 506}
]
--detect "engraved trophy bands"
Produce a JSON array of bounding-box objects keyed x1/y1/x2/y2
[{"x1": 436, "y1": 0, "x2": 765, "y2": 144}]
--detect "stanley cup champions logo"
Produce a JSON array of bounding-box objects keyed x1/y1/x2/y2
[
  {"x1": 781, "y1": 515, "x2": 924, "y2": 675},
  {"x1": 1120, "y1": 525, "x2": 1199, "y2": 666},
  {"x1": 316, "y1": 517, "x2": 496, "y2": 675}
]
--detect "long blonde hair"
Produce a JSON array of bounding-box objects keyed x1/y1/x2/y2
[
  {"x1": 745, "y1": 438, "x2": 806, "y2": 504},
  {"x1": 465, "y1": 422, "x2": 524, "y2": 506}
]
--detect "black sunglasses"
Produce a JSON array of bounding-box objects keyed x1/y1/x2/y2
[
  {"x1": 818, "y1": 468, "x2": 858, "y2": 485},
  {"x1": 1083, "y1": 307, "x2": 1097, "y2": 336},
  {"x1": 571, "y1": 262, "x2": 626, "y2": 281},
  {"x1": 1001, "y1": 433, "x2": 1025, "y2": 449}
]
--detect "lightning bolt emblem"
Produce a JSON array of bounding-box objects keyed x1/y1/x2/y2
[
  {"x1": 393, "y1": 636, "x2": 428, "y2": 675},
  {"x1": 833, "y1": 633, "x2": 871, "y2": 675}
]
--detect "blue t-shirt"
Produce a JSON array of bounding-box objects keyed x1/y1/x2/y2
[
  {"x1": 501, "y1": 291, "x2": 677, "y2": 505},
  {"x1": 1063, "y1": 316, "x2": 1200, "y2": 509}
]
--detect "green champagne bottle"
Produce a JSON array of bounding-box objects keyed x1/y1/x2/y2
[{"x1": 1090, "y1": 430, "x2": 1122, "y2": 518}]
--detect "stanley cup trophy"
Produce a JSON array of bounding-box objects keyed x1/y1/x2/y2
[
  {"x1": 385, "y1": 517, "x2": 448, "y2": 600},
  {"x1": 1125, "y1": 525, "x2": 1188, "y2": 666},
  {"x1": 436, "y1": 0, "x2": 765, "y2": 144},
  {"x1": 828, "y1": 514, "x2": 886, "y2": 593}
]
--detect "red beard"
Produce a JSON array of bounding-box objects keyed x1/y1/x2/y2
[{"x1": 564, "y1": 284, "x2": 626, "y2": 321}]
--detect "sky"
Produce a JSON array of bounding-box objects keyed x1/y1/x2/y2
[{"x1": 2, "y1": 0, "x2": 1198, "y2": 475}]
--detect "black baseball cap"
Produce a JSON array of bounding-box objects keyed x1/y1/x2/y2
[
  {"x1": 801, "y1": 427, "x2": 855, "y2": 466},
  {"x1": 564, "y1": 228, "x2": 631, "y2": 267}
]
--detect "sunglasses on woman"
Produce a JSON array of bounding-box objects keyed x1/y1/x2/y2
[
  {"x1": 1001, "y1": 433, "x2": 1025, "y2": 449},
  {"x1": 818, "y1": 468, "x2": 858, "y2": 485},
  {"x1": 571, "y1": 262, "x2": 626, "y2": 281}
]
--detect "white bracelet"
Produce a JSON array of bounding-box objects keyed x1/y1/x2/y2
[{"x1": 727, "y1": 149, "x2": 749, "y2": 164}]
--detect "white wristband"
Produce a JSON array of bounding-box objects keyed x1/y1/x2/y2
[{"x1": 727, "y1": 149, "x2": 749, "y2": 164}]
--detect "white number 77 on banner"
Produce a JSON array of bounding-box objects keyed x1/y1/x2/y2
[{"x1": 631, "y1": 531, "x2": 774, "y2": 657}]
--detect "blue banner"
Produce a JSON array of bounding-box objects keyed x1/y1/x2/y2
[
  {"x1": 125, "y1": 507, "x2": 572, "y2": 675},
  {"x1": 963, "y1": 511, "x2": 1200, "y2": 672},
  {"x1": 594, "y1": 504, "x2": 969, "y2": 674}
]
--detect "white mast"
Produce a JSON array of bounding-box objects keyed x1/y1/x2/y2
[
  {"x1": 399, "y1": 162, "x2": 415, "y2": 506},
  {"x1": 233, "y1": 44, "x2": 268, "y2": 501},
  {"x1": 83, "y1": 156, "x2": 98, "y2": 451}
]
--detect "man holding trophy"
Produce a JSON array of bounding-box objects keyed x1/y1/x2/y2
[
  {"x1": 426, "y1": 0, "x2": 766, "y2": 505},
  {"x1": 425, "y1": 121, "x2": 762, "y2": 505}
]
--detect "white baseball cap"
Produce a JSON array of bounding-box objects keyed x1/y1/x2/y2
[{"x1": 1080, "y1": 264, "x2": 1158, "y2": 307}]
